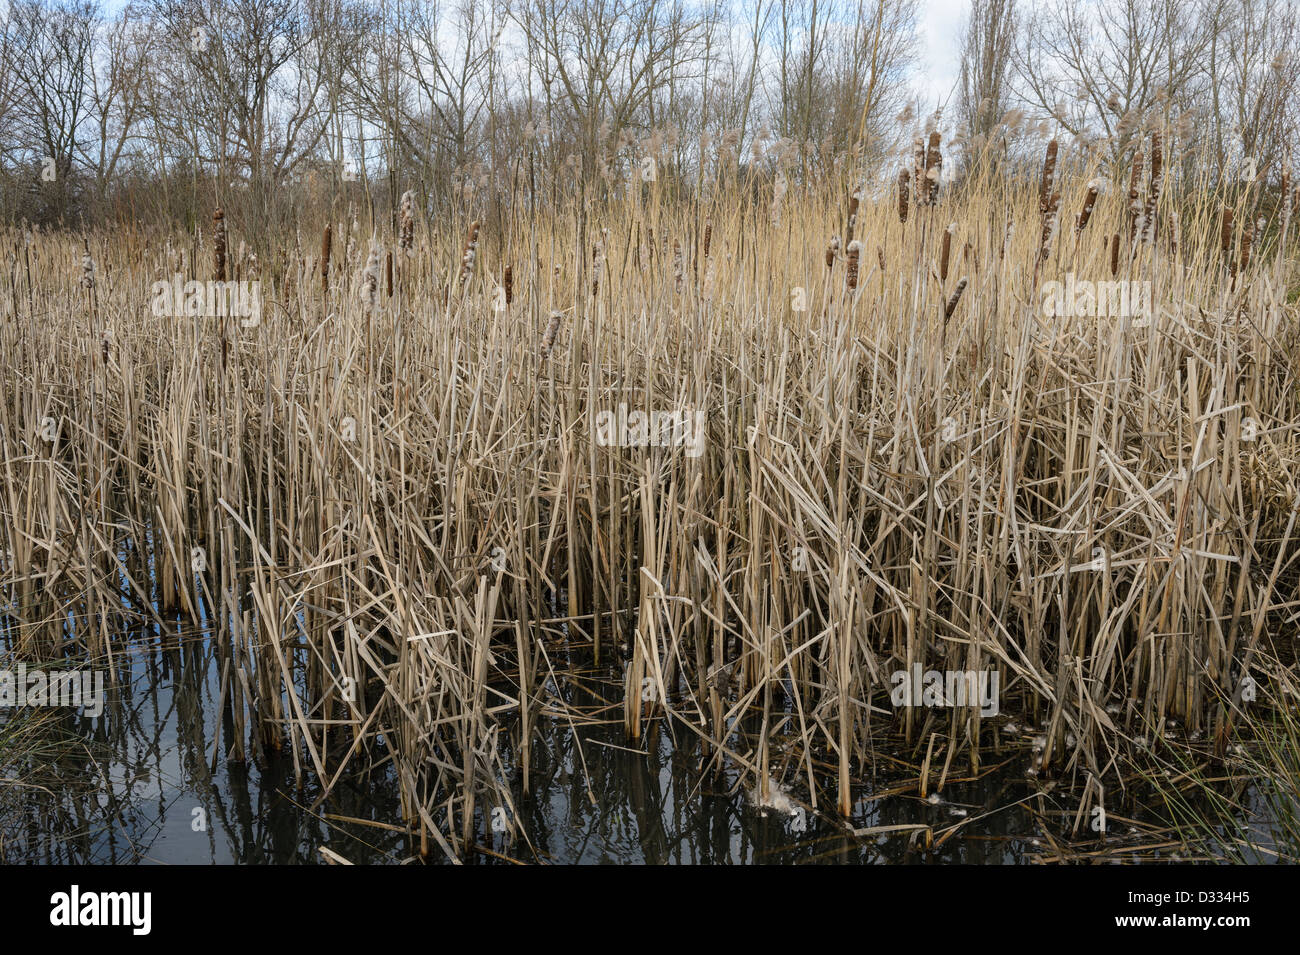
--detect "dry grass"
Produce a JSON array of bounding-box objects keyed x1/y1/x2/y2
[{"x1": 2, "y1": 138, "x2": 1299, "y2": 860}]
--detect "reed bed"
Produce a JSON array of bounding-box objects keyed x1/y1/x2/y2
[{"x1": 2, "y1": 140, "x2": 1298, "y2": 860}]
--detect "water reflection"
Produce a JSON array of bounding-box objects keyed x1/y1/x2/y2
[{"x1": 0, "y1": 628, "x2": 1280, "y2": 864}]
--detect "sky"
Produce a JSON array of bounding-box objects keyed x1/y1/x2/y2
[
  {"x1": 917, "y1": 0, "x2": 969, "y2": 107},
  {"x1": 93, "y1": 0, "x2": 974, "y2": 107}
]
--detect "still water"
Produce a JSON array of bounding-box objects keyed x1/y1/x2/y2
[{"x1": 0, "y1": 626, "x2": 1281, "y2": 864}]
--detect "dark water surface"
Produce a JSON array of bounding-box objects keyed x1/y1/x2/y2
[{"x1": 0, "y1": 625, "x2": 1282, "y2": 864}]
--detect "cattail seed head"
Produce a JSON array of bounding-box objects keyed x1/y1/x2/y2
[
  {"x1": 358, "y1": 239, "x2": 381, "y2": 311},
  {"x1": 1149, "y1": 132, "x2": 1163, "y2": 200},
  {"x1": 213, "y1": 208, "x2": 227, "y2": 281},
  {"x1": 846, "y1": 239, "x2": 861, "y2": 291},
  {"x1": 79, "y1": 240, "x2": 95, "y2": 289},
  {"x1": 459, "y1": 220, "x2": 480, "y2": 286},
  {"x1": 540, "y1": 310, "x2": 563, "y2": 360},
  {"x1": 926, "y1": 131, "x2": 942, "y2": 204},
  {"x1": 826, "y1": 235, "x2": 839, "y2": 269},
  {"x1": 1075, "y1": 179, "x2": 1102, "y2": 234},
  {"x1": 898, "y1": 169, "x2": 910, "y2": 223},
  {"x1": 943, "y1": 277, "x2": 968, "y2": 320},
  {"x1": 1128, "y1": 153, "x2": 1144, "y2": 241},
  {"x1": 592, "y1": 235, "x2": 605, "y2": 296},
  {"x1": 940, "y1": 223, "x2": 955, "y2": 281},
  {"x1": 1040, "y1": 191, "x2": 1060, "y2": 259},
  {"x1": 1240, "y1": 218, "x2": 1259, "y2": 272},
  {"x1": 1221, "y1": 206, "x2": 1234, "y2": 256},
  {"x1": 1110, "y1": 233, "x2": 1121, "y2": 276},
  {"x1": 1039, "y1": 140, "x2": 1058, "y2": 214},
  {"x1": 703, "y1": 219, "x2": 713, "y2": 259},
  {"x1": 399, "y1": 190, "x2": 416, "y2": 254},
  {"x1": 504, "y1": 265, "x2": 513, "y2": 305},
  {"x1": 321, "y1": 224, "x2": 332, "y2": 291}
]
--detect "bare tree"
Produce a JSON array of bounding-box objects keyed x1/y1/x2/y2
[{"x1": 957, "y1": 0, "x2": 1017, "y2": 162}]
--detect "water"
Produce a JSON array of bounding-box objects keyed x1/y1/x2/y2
[{"x1": 0, "y1": 625, "x2": 1284, "y2": 864}]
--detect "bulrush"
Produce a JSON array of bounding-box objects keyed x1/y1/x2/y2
[
  {"x1": 213, "y1": 208, "x2": 227, "y2": 281},
  {"x1": 826, "y1": 235, "x2": 839, "y2": 269},
  {"x1": 702, "y1": 218, "x2": 712, "y2": 260},
  {"x1": 673, "y1": 239, "x2": 684, "y2": 293},
  {"x1": 540, "y1": 309, "x2": 563, "y2": 360},
  {"x1": 1128, "y1": 152, "x2": 1144, "y2": 241},
  {"x1": 399, "y1": 190, "x2": 416, "y2": 254},
  {"x1": 1240, "y1": 217, "x2": 1261, "y2": 272},
  {"x1": 771, "y1": 172, "x2": 788, "y2": 226},
  {"x1": 940, "y1": 223, "x2": 955, "y2": 281},
  {"x1": 898, "y1": 168, "x2": 910, "y2": 223},
  {"x1": 79, "y1": 239, "x2": 95, "y2": 289},
  {"x1": 359, "y1": 239, "x2": 381, "y2": 311},
  {"x1": 1075, "y1": 179, "x2": 1102, "y2": 234},
  {"x1": 926, "y1": 131, "x2": 942, "y2": 204},
  {"x1": 1221, "y1": 206, "x2": 1234, "y2": 257},
  {"x1": 591, "y1": 233, "x2": 605, "y2": 296},
  {"x1": 1110, "y1": 232, "x2": 1120, "y2": 276},
  {"x1": 1040, "y1": 191, "x2": 1060, "y2": 259},
  {"x1": 943, "y1": 276, "x2": 968, "y2": 321},
  {"x1": 846, "y1": 239, "x2": 861, "y2": 291},
  {"x1": 1149, "y1": 132, "x2": 1164, "y2": 202},
  {"x1": 846, "y1": 187, "x2": 861, "y2": 245},
  {"x1": 1141, "y1": 134, "x2": 1163, "y2": 243},
  {"x1": 1039, "y1": 140, "x2": 1058, "y2": 214},
  {"x1": 321, "y1": 223, "x2": 332, "y2": 291},
  {"x1": 459, "y1": 220, "x2": 480, "y2": 287},
  {"x1": 913, "y1": 138, "x2": 926, "y2": 204},
  {"x1": 504, "y1": 265, "x2": 513, "y2": 305}
]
